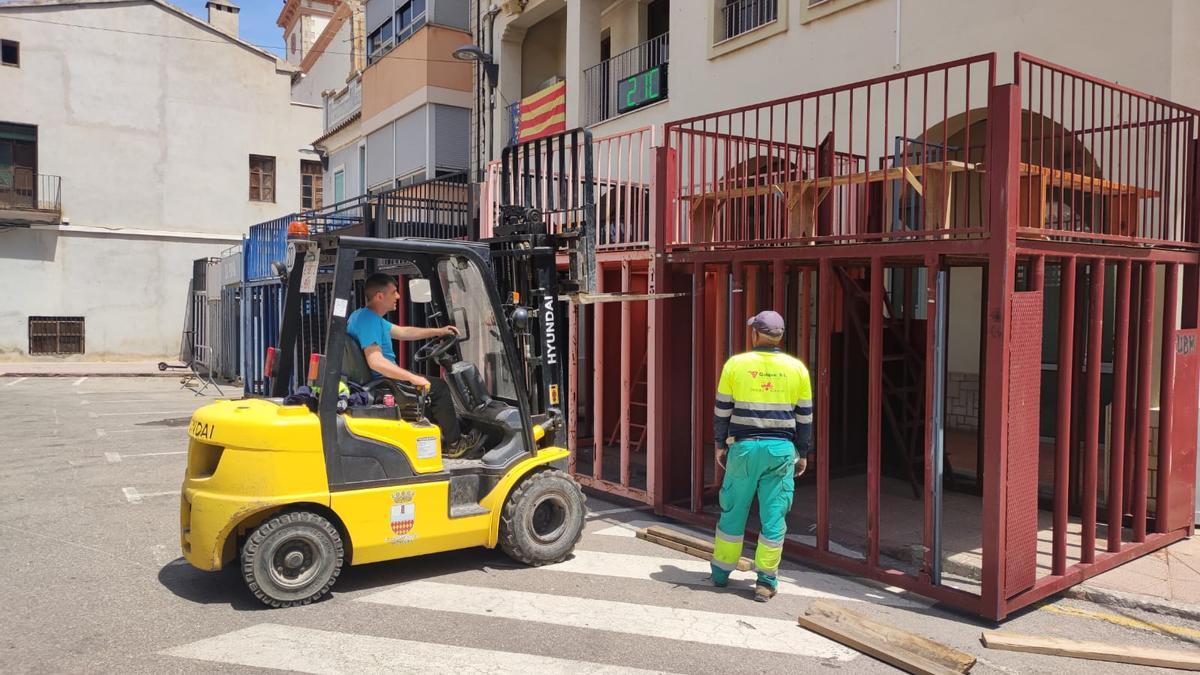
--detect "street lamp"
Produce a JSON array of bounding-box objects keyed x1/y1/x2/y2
[{"x1": 454, "y1": 43, "x2": 501, "y2": 181}]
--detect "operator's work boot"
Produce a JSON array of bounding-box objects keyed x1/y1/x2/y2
[
  {"x1": 444, "y1": 429, "x2": 483, "y2": 459},
  {"x1": 753, "y1": 583, "x2": 777, "y2": 603}
]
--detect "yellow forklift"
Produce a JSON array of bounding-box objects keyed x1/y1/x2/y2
[{"x1": 179, "y1": 131, "x2": 597, "y2": 607}]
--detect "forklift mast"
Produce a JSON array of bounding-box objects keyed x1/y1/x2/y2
[
  {"x1": 269, "y1": 129, "x2": 597, "y2": 452},
  {"x1": 486, "y1": 129, "x2": 596, "y2": 443}
]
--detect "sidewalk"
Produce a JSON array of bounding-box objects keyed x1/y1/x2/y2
[
  {"x1": 0, "y1": 361, "x2": 182, "y2": 377},
  {"x1": 1065, "y1": 534, "x2": 1200, "y2": 621}
]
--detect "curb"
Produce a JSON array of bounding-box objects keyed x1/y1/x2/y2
[{"x1": 1062, "y1": 584, "x2": 1200, "y2": 623}]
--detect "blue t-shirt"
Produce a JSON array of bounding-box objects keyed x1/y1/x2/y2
[{"x1": 347, "y1": 308, "x2": 394, "y2": 377}]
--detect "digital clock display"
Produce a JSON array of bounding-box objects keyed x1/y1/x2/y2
[{"x1": 617, "y1": 63, "x2": 668, "y2": 115}]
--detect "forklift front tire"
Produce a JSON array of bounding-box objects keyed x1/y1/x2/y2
[
  {"x1": 499, "y1": 469, "x2": 586, "y2": 566},
  {"x1": 241, "y1": 511, "x2": 344, "y2": 608}
]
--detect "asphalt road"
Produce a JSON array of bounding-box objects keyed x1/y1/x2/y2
[{"x1": 2, "y1": 376, "x2": 1198, "y2": 674}]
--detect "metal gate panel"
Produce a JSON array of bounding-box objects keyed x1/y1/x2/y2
[
  {"x1": 1005, "y1": 290, "x2": 1043, "y2": 598},
  {"x1": 1167, "y1": 329, "x2": 1200, "y2": 532}
]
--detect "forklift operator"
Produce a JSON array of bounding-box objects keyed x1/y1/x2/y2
[{"x1": 348, "y1": 272, "x2": 479, "y2": 456}]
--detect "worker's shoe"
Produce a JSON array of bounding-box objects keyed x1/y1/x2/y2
[
  {"x1": 444, "y1": 429, "x2": 483, "y2": 459},
  {"x1": 753, "y1": 583, "x2": 777, "y2": 602}
]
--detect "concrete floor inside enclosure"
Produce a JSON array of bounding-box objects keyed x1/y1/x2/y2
[{"x1": 563, "y1": 52, "x2": 1200, "y2": 620}]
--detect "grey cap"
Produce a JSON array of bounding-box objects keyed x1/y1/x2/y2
[{"x1": 747, "y1": 310, "x2": 785, "y2": 337}]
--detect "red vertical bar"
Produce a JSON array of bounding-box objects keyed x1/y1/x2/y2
[
  {"x1": 731, "y1": 261, "x2": 745, "y2": 354},
  {"x1": 1053, "y1": 256, "x2": 1076, "y2": 575},
  {"x1": 690, "y1": 262, "x2": 705, "y2": 512},
  {"x1": 619, "y1": 261, "x2": 632, "y2": 488},
  {"x1": 1133, "y1": 261, "x2": 1156, "y2": 541},
  {"x1": 817, "y1": 258, "x2": 834, "y2": 552},
  {"x1": 1030, "y1": 256, "x2": 1046, "y2": 292},
  {"x1": 1108, "y1": 259, "x2": 1132, "y2": 552},
  {"x1": 567, "y1": 298, "x2": 579, "y2": 477},
  {"x1": 772, "y1": 259, "x2": 785, "y2": 318},
  {"x1": 1156, "y1": 263, "x2": 1179, "y2": 532},
  {"x1": 922, "y1": 253, "x2": 941, "y2": 578},
  {"x1": 1082, "y1": 258, "x2": 1105, "y2": 562},
  {"x1": 593, "y1": 268, "x2": 605, "y2": 481},
  {"x1": 801, "y1": 269, "x2": 812, "y2": 363},
  {"x1": 981, "y1": 84, "x2": 1021, "y2": 620},
  {"x1": 867, "y1": 256, "x2": 883, "y2": 567}
]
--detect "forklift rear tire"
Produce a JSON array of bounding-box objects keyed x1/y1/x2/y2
[
  {"x1": 241, "y1": 511, "x2": 344, "y2": 608},
  {"x1": 499, "y1": 469, "x2": 586, "y2": 566}
]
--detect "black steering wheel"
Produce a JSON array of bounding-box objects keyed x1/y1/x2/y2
[{"x1": 413, "y1": 332, "x2": 460, "y2": 363}]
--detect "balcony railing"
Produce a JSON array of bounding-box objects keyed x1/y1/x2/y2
[
  {"x1": 582, "y1": 33, "x2": 669, "y2": 127},
  {"x1": 0, "y1": 171, "x2": 61, "y2": 218},
  {"x1": 324, "y1": 78, "x2": 362, "y2": 133},
  {"x1": 719, "y1": 0, "x2": 778, "y2": 42}
]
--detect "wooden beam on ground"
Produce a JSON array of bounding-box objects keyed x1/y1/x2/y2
[
  {"x1": 636, "y1": 526, "x2": 752, "y2": 572},
  {"x1": 798, "y1": 613, "x2": 962, "y2": 675},
  {"x1": 805, "y1": 600, "x2": 976, "y2": 673},
  {"x1": 796, "y1": 598, "x2": 974, "y2": 672},
  {"x1": 980, "y1": 631, "x2": 1200, "y2": 671}
]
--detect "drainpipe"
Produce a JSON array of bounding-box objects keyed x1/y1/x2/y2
[{"x1": 894, "y1": 0, "x2": 901, "y2": 70}]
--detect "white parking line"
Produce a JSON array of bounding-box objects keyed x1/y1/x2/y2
[
  {"x1": 122, "y1": 487, "x2": 176, "y2": 504},
  {"x1": 165, "y1": 623, "x2": 672, "y2": 675},
  {"x1": 362, "y1": 582, "x2": 857, "y2": 660},
  {"x1": 5, "y1": 377, "x2": 27, "y2": 387},
  {"x1": 587, "y1": 506, "x2": 650, "y2": 518},
  {"x1": 107, "y1": 450, "x2": 187, "y2": 463},
  {"x1": 72, "y1": 377, "x2": 87, "y2": 386}
]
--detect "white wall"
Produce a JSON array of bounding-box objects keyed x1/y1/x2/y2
[
  {"x1": 0, "y1": 2, "x2": 323, "y2": 359},
  {"x1": 292, "y1": 16, "x2": 355, "y2": 106}
]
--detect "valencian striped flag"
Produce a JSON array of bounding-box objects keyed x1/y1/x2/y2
[{"x1": 516, "y1": 81, "x2": 567, "y2": 143}]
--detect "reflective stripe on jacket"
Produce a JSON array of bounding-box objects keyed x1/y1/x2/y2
[{"x1": 713, "y1": 346, "x2": 813, "y2": 450}]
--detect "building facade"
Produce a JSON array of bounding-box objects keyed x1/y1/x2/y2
[
  {"x1": 361, "y1": 0, "x2": 473, "y2": 190},
  {"x1": 278, "y1": 0, "x2": 339, "y2": 67},
  {"x1": 0, "y1": 0, "x2": 322, "y2": 359},
  {"x1": 477, "y1": 0, "x2": 1200, "y2": 152}
]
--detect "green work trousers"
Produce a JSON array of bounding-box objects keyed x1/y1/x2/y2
[{"x1": 710, "y1": 438, "x2": 796, "y2": 589}]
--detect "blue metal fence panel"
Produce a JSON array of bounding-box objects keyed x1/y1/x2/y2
[
  {"x1": 242, "y1": 280, "x2": 285, "y2": 395},
  {"x1": 244, "y1": 216, "x2": 291, "y2": 282}
]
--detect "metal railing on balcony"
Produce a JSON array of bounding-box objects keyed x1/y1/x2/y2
[
  {"x1": 324, "y1": 78, "x2": 362, "y2": 133},
  {"x1": 719, "y1": 0, "x2": 778, "y2": 42},
  {"x1": 582, "y1": 33, "x2": 670, "y2": 127},
  {"x1": 0, "y1": 171, "x2": 61, "y2": 215}
]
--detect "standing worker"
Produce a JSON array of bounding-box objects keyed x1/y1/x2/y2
[{"x1": 710, "y1": 310, "x2": 813, "y2": 602}]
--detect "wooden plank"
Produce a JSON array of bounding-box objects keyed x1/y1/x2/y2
[
  {"x1": 798, "y1": 614, "x2": 963, "y2": 675},
  {"x1": 1018, "y1": 162, "x2": 1160, "y2": 197},
  {"x1": 636, "y1": 527, "x2": 752, "y2": 571},
  {"x1": 680, "y1": 161, "x2": 977, "y2": 203},
  {"x1": 981, "y1": 631, "x2": 1200, "y2": 671},
  {"x1": 806, "y1": 600, "x2": 976, "y2": 673}
]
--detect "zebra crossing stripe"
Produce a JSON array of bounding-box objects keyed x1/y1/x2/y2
[
  {"x1": 360, "y1": 581, "x2": 858, "y2": 660},
  {"x1": 542, "y1": 548, "x2": 925, "y2": 606},
  {"x1": 164, "y1": 623, "x2": 671, "y2": 675}
]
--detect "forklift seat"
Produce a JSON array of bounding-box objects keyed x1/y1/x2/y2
[
  {"x1": 445, "y1": 361, "x2": 493, "y2": 413},
  {"x1": 341, "y1": 335, "x2": 422, "y2": 420},
  {"x1": 342, "y1": 335, "x2": 373, "y2": 386}
]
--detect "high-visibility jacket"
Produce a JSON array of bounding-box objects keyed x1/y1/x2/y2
[{"x1": 712, "y1": 346, "x2": 813, "y2": 452}]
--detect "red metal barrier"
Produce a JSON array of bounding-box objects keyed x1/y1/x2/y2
[
  {"x1": 666, "y1": 54, "x2": 996, "y2": 248},
  {"x1": 1015, "y1": 53, "x2": 1200, "y2": 248}
]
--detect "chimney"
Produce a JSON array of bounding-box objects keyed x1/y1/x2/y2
[{"x1": 206, "y1": 0, "x2": 240, "y2": 38}]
